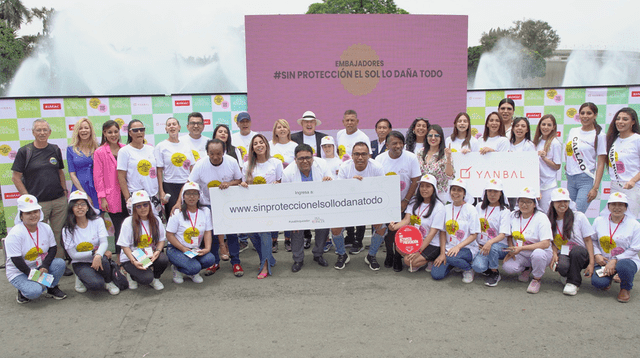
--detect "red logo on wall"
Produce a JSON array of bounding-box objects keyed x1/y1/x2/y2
[
  {"x1": 507, "y1": 94, "x2": 522, "y2": 100},
  {"x1": 526, "y1": 113, "x2": 541, "y2": 119},
  {"x1": 174, "y1": 100, "x2": 190, "y2": 106},
  {"x1": 631, "y1": 91, "x2": 640, "y2": 97},
  {"x1": 43, "y1": 103, "x2": 62, "y2": 110},
  {"x1": 556, "y1": 131, "x2": 561, "y2": 137},
  {"x1": 68, "y1": 124, "x2": 75, "y2": 131},
  {"x1": 4, "y1": 192, "x2": 20, "y2": 200},
  {"x1": 204, "y1": 119, "x2": 211, "y2": 125},
  {"x1": 604, "y1": 188, "x2": 611, "y2": 194}
]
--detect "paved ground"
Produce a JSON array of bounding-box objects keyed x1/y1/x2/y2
[{"x1": 1, "y1": 238, "x2": 640, "y2": 358}]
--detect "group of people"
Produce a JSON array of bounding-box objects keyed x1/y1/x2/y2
[{"x1": 6, "y1": 101, "x2": 640, "y2": 304}]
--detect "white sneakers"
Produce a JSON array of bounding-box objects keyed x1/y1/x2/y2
[
  {"x1": 563, "y1": 283, "x2": 578, "y2": 296},
  {"x1": 172, "y1": 265, "x2": 184, "y2": 284},
  {"x1": 150, "y1": 278, "x2": 164, "y2": 291},
  {"x1": 105, "y1": 281, "x2": 120, "y2": 295},
  {"x1": 462, "y1": 269, "x2": 475, "y2": 283},
  {"x1": 126, "y1": 271, "x2": 138, "y2": 289},
  {"x1": 75, "y1": 275, "x2": 87, "y2": 293},
  {"x1": 188, "y1": 273, "x2": 204, "y2": 284}
]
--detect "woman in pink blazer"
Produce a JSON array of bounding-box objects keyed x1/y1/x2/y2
[{"x1": 93, "y1": 120, "x2": 128, "y2": 262}]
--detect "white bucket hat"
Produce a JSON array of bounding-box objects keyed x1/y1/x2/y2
[
  {"x1": 518, "y1": 187, "x2": 538, "y2": 200},
  {"x1": 608, "y1": 192, "x2": 628, "y2": 204},
  {"x1": 181, "y1": 181, "x2": 201, "y2": 203},
  {"x1": 15, "y1": 194, "x2": 44, "y2": 225},
  {"x1": 68, "y1": 190, "x2": 100, "y2": 214},
  {"x1": 550, "y1": 187, "x2": 570, "y2": 202},
  {"x1": 297, "y1": 110, "x2": 322, "y2": 126},
  {"x1": 320, "y1": 136, "x2": 338, "y2": 159},
  {"x1": 131, "y1": 190, "x2": 151, "y2": 205},
  {"x1": 449, "y1": 178, "x2": 466, "y2": 191},
  {"x1": 482, "y1": 178, "x2": 505, "y2": 202},
  {"x1": 419, "y1": 174, "x2": 438, "y2": 189}
]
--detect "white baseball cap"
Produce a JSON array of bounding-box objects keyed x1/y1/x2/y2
[
  {"x1": 68, "y1": 190, "x2": 100, "y2": 214},
  {"x1": 449, "y1": 178, "x2": 466, "y2": 191},
  {"x1": 15, "y1": 194, "x2": 43, "y2": 225},
  {"x1": 550, "y1": 187, "x2": 570, "y2": 202},
  {"x1": 131, "y1": 190, "x2": 151, "y2": 205},
  {"x1": 518, "y1": 187, "x2": 538, "y2": 200},
  {"x1": 608, "y1": 192, "x2": 628, "y2": 204},
  {"x1": 419, "y1": 174, "x2": 438, "y2": 189},
  {"x1": 181, "y1": 181, "x2": 201, "y2": 202},
  {"x1": 297, "y1": 111, "x2": 322, "y2": 126}
]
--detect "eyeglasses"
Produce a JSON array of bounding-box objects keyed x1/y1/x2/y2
[
  {"x1": 130, "y1": 127, "x2": 146, "y2": 133},
  {"x1": 296, "y1": 156, "x2": 313, "y2": 162},
  {"x1": 517, "y1": 200, "x2": 534, "y2": 206},
  {"x1": 352, "y1": 152, "x2": 368, "y2": 158},
  {"x1": 184, "y1": 192, "x2": 200, "y2": 197},
  {"x1": 73, "y1": 202, "x2": 88, "y2": 208},
  {"x1": 189, "y1": 121, "x2": 204, "y2": 126},
  {"x1": 134, "y1": 202, "x2": 150, "y2": 209},
  {"x1": 427, "y1": 134, "x2": 441, "y2": 138}
]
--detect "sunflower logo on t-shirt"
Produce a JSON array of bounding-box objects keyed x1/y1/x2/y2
[
  {"x1": 76, "y1": 242, "x2": 94, "y2": 252},
  {"x1": 253, "y1": 176, "x2": 266, "y2": 185},
  {"x1": 24, "y1": 247, "x2": 44, "y2": 261},
  {"x1": 137, "y1": 160, "x2": 151, "y2": 176},
  {"x1": 138, "y1": 234, "x2": 152, "y2": 248},
  {"x1": 208, "y1": 180, "x2": 221, "y2": 188},
  {"x1": 171, "y1": 152, "x2": 187, "y2": 167}
]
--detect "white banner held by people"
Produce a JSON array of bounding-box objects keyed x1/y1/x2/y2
[
  {"x1": 451, "y1": 152, "x2": 540, "y2": 198},
  {"x1": 210, "y1": 176, "x2": 401, "y2": 234}
]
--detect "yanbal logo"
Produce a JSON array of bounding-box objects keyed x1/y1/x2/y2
[
  {"x1": 174, "y1": 100, "x2": 190, "y2": 106},
  {"x1": 526, "y1": 113, "x2": 541, "y2": 119},
  {"x1": 507, "y1": 94, "x2": 522, "y2": 100}
]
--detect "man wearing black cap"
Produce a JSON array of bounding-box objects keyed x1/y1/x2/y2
[
  {"x1": 291, "y1": 111, "x2": 327, "y2": 158},
  {"x1": 230, "y1": 112, "x2": 257, "y2": 162}
]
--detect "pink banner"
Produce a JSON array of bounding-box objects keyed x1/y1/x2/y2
[{"x1": 245, "y1": 14, "x2": 468, "y2": 131}]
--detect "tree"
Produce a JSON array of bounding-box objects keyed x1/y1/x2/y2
[
  {"x1": 511, "y1": 19, "x2": 560, "y2": 58},
  {"x1": 479, "y1": 27, "x2": 512, "y2": 53},
  {"x1": 31, "y1": 6, "x2": 54, "y2": 36},
  {"x1": 307, "y1": 0, "x2": 409, "y2": 14},
  {"x1": 467, "y1": 45, "x2": 483, "y2": 79},
  {"x1": 0, "y1": 21, "x2": 24, "y2": 93},
  {"x1": 0, "y1": 0, "x2": 31, "y2": 30}
]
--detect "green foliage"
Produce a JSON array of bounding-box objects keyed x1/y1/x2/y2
[
  {"x1": 0, "y1": 0, "x2": 31, "y2": 30},
  {"x1": 479, "y1": 19, "x2": 560, "y2": 59},
  {"x1": 467, "y1": 45, "x2": 484, "y2": 79},
  {"x1": 306, "y1": 0, "x2": 409, "y2": 14},
  {"x1": 0, "y1": 21, "x2": 24, "y2": 93},
  {"x1": 479, "y1": 27, "x2": 512, "y2": 53},
  {"x1": 0, "y1": 200, "x2": 6, "y2": 239}
]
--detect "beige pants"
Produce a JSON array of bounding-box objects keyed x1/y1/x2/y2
[{"x1": 40, "y1": 195, "x2": 68, "y2": 258}]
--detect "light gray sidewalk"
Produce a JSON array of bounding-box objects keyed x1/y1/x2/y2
[{"x1": 1, "y1": 238, "x2": 639, "y2": 358}]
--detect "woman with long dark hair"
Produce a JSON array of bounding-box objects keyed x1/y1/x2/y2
[
  {"x1": 213, "y1": 124, "x2": 242, "y2": 164},
  {"x1": 479, "y1": 112, "x2": 509, "y2": 154},
  {"x1": 546, "y1": 188, "x2": 596, "y2": 296},
  {"x1": 117, "y1": 190, "x2": 168, "y2": 290},
  {"x1": 417, "y1": 124, "x2": 453, "y2": 200},
  {"x1": 498, "y1": 98, "x2": 516, "y2": 139},
  {"x1": 445, "y1": 112, "x2": 479, "y2": 153},
  {"x1": 62, "y1": 191, "x2": 119, "y2": 295},
  {"x1": 509, "y1": 117, "x2": 535, "y2": 152},
  {"x1": 564, "y1": 102, "x2": 606, "y2": 213},
  {"x1": 532, "y1": 114, "x2": 562, "y2": 213},
  {"x1": 405, "y1": 118, "x2": 430, "y2": 154}
]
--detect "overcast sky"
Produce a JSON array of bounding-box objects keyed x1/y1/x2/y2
[{"x1": 18, "y1": 0, "x2": 639, "y2": 52}]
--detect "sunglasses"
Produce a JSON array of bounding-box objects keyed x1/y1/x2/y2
[
  {"x1": 134, "y1": 202, "x2": 150, "y2": 209},
  {"x1": 130, "y1": 127, "x2": 146, "y2": 133},
  {"x1": 427, "y1": 134, "x2": 441, "y2": 138}
]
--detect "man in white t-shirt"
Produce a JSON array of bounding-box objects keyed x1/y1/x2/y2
[
  {"x1": 282, "y1": 144, "x2": 333, "y2": 272},
  {"x1": 187, "y1": 139, "x2": 245, "y2": 277},
  {"x1": 180, "y1": 112, "x2": 209, "y2": 162},
  {"x1": 230, "y1": 112, "x2": 257, "y2": 162},
  {"x1": 332, "y1": 142, "x2": 386, "y2": 271}
]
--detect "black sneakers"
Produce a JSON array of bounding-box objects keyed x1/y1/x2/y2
[
  {"x1": 485, "y1": 270, "x2": 501, "y2": 287},
  {"x1": 334, "y1": 253, "x2": 350, "y2": 269},
  {"x1": 16, "y1": 291, "x2": 30, "y2": 304},
  {"x1": 349, "y1": 244, "x2": 364, "y2": 255},
  {"x1": 45, "y1": 286, "x2": 68, "y2": 300},
  {"x1": 365, "y1": 255, "x2": 380, "y2": 271}
]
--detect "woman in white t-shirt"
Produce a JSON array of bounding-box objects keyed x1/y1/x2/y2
[
  {"x1": 389, "y1": 174, "x2": 446, "y2": 273},
  {"x1": 509, "y1": 117, "x2": 535, "y2": 152},
  {"x1": 155, "y1": 117, "x2": 195, "y2": 219},
  {"x1": 6, "y1": 195, "x2": 67, "y2": 303},
  {"x1": 405, "y1": 117, "x2": 429, "y2": 154},
  {"x1": 564, "y1": 102, "x2": 606, "y2": 213},
  {"x1": 431, "y1": 178, "x2": 480, "y2": 283},
  {"x1": 446, "y1": 112, "x2": 479, "y2": 154},
  {"x1": 117, "y1": 190, "x2": 168, "y2": 291},
  {"x1": 591, "y1": 192, "x2": 640, "y2": 303},
  {"x1": 546, "y1": 188, "x2": 596, "y2": 296},
  {"x1": 499, "y1": 98, "x2": 516, "y2": 140},
  {"x1": 605, "y1": 107, "x2": 640, "y2": 218},
  {"x1": 479, "y1": 112, "x2": 509, "y2": 154},
  {"x1": 63, "y1": 191, "x2": 119, "y2": 295},
  {"x1": 241, "y1": 134, "x2": 283, "y2": 279},
  {"x1": 471, "y1": 179, "x2": 511, "y2": 287},
  {"x1": 166, "y1": 182, "x2": 215, "y2": 284},
  {"x1": 271, "y1": 119, "x2": 298, "y2": 169},
  {"x1": 532, "y1": 114, "x2": 562, "y2": 213},
  {"x1": 502, "y1": 187, "x2": 553, "y2": 294},
  {"x1": 117, "y1": 119, "x2": 160, "y2": 214},
  {"x1": 321, "y1": 135, "x2": 341, "y2": 179}
]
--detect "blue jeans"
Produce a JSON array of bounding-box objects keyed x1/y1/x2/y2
[
  {"x1": 167, "y1": 246, "x2": 216, "y2": 276},
  {"x1": 591, "y1": 259, "x2": 637, "y2": 291},
  {"x1": 332, "y1": 230, "x2": 346, "y2": 255},
  {"x1": 431, "y1": 248, "x2": 473, "y2": 280},
  {"x1": 567, "y1": 173, "x2": 594, "y2": 213},
  {"x1": 249, "y1": 232, "x2": 276, "y2": 274},
  {"x1": 472, "y1": 242, "x2": 508, "y2": 272},
  {"x1": 73, "y1": 256, "x2": 112, "y2": 290},
  {"x1": 238, "y1": 233, "x2": 248, "y2": 244},
  {"x1": 272, "y1": 231, "x2": 291, "y2": 239},
  {"x1": 211, "y1": 233, "x2": 241, "y2": 265},
  {"x1": 10, "y1": 258, "x2": 66, "y2": 299}
]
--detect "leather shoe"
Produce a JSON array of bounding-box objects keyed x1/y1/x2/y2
[
  {"x1": 313, "y1": 256, "x2": 328, "y2": 267},
  {"x1": 617, "y1": 288, "x2": 631, "y2": 303},
  {"x1": 291, "y1": 261, "x2": 303, "y2": 272},
  {"x1": 384, "y1": 255, "x2": 393, "y2": 268}
]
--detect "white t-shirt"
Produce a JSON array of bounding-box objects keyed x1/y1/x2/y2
[
  {"x1": 553, "y1": 211, "x2": 597, "y2": 255},
  {"x1": 189, "y1": 155, "x2": 243, "y2": 205},
  {"x1": 117, "y1": 216, "x2": 167, "y2": 263},
  {"x1": 479, "y1": 136, "x2": 510, "y2": 152},
  {"x1": 271, "y1": 141, "x2": 299, "y2": 168},
  {"x1": 445, "y1": 136, "x2": 480, "y2": 153},
  {"x1": 281, "y1": 159, "x2": 331, "y2": 183},
  {"x1": 412, "y1": 142, "x2": 424, "y2": 154},
  {"x1": 536, "y1": 138, "x2": 562, "y2": 190},
  {"x1": 564, "y1": 127, "x2": 606, "y2": 176},
  {"x1": 592, "y1": 214, "x2": 640, "y2": 271},
  {"x1": 243, "y1": 158, "x2": 284, "y2": 184},
  {"x1": 337, "y1": 159, "x2": 384, "y2": 179},
  {"x1": 117, "y1": 144, "x2": 159, "y2": 196},
  {"x1": 5, "y1": 222, "x2": 57, "y2": 281},
  {"x1": 375, "y1": 150, "x2": 421, "y2": 200},
  {"x1": 166, "y1": 207, "x2": 213, "y2": 249},
  {"x1": 608, "y1": 133, "x2": 640, "y2": 187},
  {"x1": 476, "y1": 204, "x2": 511, "y2": 246},
  {"x1": 231, "y1": 131, "x2": 257, "y2": 162},
  {"x1": 324, "y1": 157, "x2": 342, "y2": 179},
  {"x1": 509, "y1": 139, "x2": 536, "y2": 152},
  {"x1": 444, "y1": 202, "x2": 480, "y2": 255},
  {"x1": 62, "y1": 218, "x2": 109, "y2": 264},
  {"x1": 303, "y1": 134, "x2": 318, "y2": 155},
  {"x1": 154, "y1": 140, "x2": 195, "y2": 184},
  {"x1": 405, "y1": 199, "x2": 445, "y2": 247},
  {"x1": 180, "y1": 134, "x2": 208, "y2": 163},
  {"x1": 509, "y1": 211, "x2": 552, "y2": 251},
  {"x1": 336, "y1": 129, "x2": 371, "y2": 161}
]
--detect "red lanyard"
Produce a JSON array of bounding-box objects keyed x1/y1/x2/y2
[
  {"x1": 520, "y1": 214, "x2": 534, "y2": 235},
  {"x1": 188, "y1": 210, "x2": 198, "y2": 230},
  {"x1": 485, "y1": 206, "x2": 496, "y2": 220},
  {"x1": 452, "y1": 204, "x2": 462, "y2": 222},
  {"x1": 26, "y1": 224, "x2": 39, "y2": 251},
  {"x1": 609, "y1": 214, "x2": 623, "y2": 244},
  {"x1": 141, "y1": 221, "x2": 150, "y2": 238},
  {"x1": 418, "y1": 204, "x2": 430, "y2": 218},
  {"x1": 555, "y1": 219, "x2": 563, "y2": 241}
]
